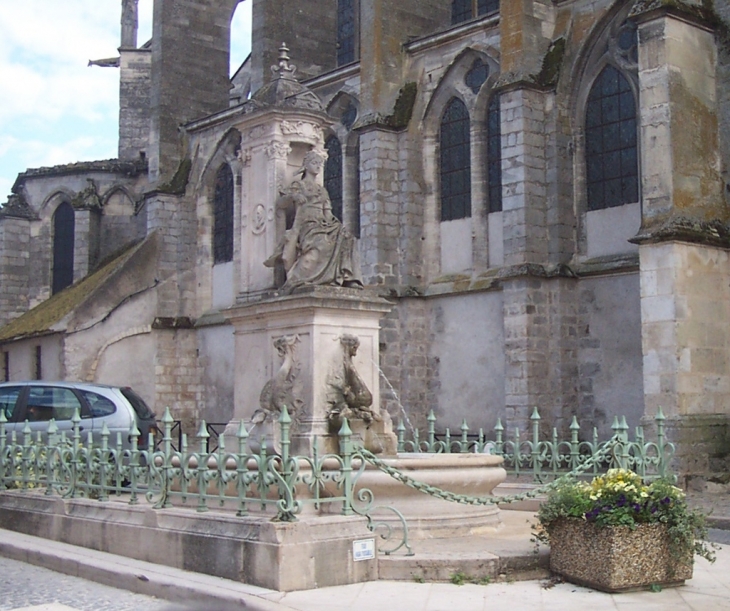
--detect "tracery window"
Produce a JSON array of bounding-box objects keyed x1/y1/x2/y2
[
  {"x1": 440, "y1": 98, "x2": 471, "y2": 221},
  {"x1": 213, "y1": 163, "x2": 234, "y2": 264},
  {"x1": 52, "y1": 202, "x2": 74, "y2": 294},
  {"x1": 337, "y1": 0, "x2": 356, "y2": 66},
  {"x1": 487, "y1": 95, "x2": 502, "y2": 213},
  {"x1": 324, "y1": 136, "x2": 344, "y2": 222},
  {"x1": 585, "y1": 65, "x2": 638, "y2": 211},
  {"x1": 452, "y1": 0, "x2": 499, "y2": 24}
]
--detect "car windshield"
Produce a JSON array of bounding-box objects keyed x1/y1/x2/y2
[{"x1": 120, "y1": 387, "x2": 155, "y2": 419}]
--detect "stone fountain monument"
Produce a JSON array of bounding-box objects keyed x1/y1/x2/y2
[
  {"x1": 221, "y1": 45, "x2": 396, "y2": 458},
  {"x1": 222, "y1": 44, "x2": 504, "y2": 540}
]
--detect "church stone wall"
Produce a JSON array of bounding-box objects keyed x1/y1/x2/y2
[
  {"x1": 119, "y1": 49, "x2": 152, "y2": 161},
  {"x1": 0, "y1": 218, "x2": 30, "y2": 328},
  {"x1": 150, "y1": 0, "x2": 240, "y2": 181},
  {"x1": 577, "y1": 272, "x2": 644, "y2": 438},
  {"x1": 251, "y1": 0, "x2": 338, "y2": 94},
  {"x1": 428, "y1": 290, "x2": 506, "y2": 433}
]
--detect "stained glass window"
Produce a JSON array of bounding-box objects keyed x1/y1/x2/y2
[
  {"x1": 213, "y1": 164, "x2": 234, "y2": 264},
  {"x1": 477, "y1": 0, "x2": 499, "y2": 16},
  {"x1": 487, "y1": 95, "x2": 502, "y2": 213},
  {"x1": 452, "y1": 0, "x2": 472, "y2": 24},
  {"x1": 453, "y1": 0, "x2": 498, "y2": 24},
  {"x1": 354, "y1": 139, "x2": 361, "y2": 238},
  {"x1": 440, "y1": 98, "x2": 471, "y2": 221},
  {"x1": 52, "y1": 202, "x2": 74, "y2": 294},
  {"x1": 585, "y1": 65, "x2": 638, "y2": 211},
  {"x1": 465, "y1": 59, "x2": 489, "y2": 94},
  {"x1": 325, "y1": 136, "x2": 344, "y2": 222},
  {"x1": 337, "y1": 0, "x2": 356, "y2": 66},
  {"x1": 342, "y1": 103, "x2": 358, "y2": 131}
]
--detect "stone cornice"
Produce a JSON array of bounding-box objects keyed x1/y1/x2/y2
[
  {"x1": 629, "y1": 216, "x2": 730, "y2": 248},
  {"x1": 629, "y1": 0, "x2": 718, "y2": 33}
]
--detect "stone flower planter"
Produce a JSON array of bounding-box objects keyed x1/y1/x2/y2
[{"x1": 548, "y1": 518, "x2": 692, "y2": 592}]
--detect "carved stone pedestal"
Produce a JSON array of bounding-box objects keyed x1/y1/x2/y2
[{"x1": 223, "y1": 286, "x2": 392, "y2": 455}]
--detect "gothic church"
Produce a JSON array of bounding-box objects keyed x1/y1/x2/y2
[{"x1": 1, "y1": 0, "x2": 729, "y2": 477}]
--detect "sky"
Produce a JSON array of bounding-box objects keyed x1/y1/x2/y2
[{"x1": 0, "y1": 0, "x2": 252, "y2": 202}]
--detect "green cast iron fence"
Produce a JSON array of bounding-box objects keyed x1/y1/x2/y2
[
  {"x1": 0, "y1": 406, "x2": 675, "y2": 554},
  {"x1": 396, "y1": 407, "x2": 674, "y2": 481}
]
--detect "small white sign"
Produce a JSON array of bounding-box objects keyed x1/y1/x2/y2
[{"x1": 353, "y1": 538, "x2": 375, "y2": 561}]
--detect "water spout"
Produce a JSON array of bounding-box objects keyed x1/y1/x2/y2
[{"x1": 373, "y1": 360, "x2": 417, "y2": 440}]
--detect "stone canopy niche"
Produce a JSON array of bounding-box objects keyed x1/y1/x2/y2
[{"x1": 222, "y1": 45, "x2": 395, "y2": 455}]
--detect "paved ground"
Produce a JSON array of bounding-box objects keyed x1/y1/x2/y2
[
  {"x1": 0, "y1": 543, "x2": 728, "y2": 611},
  {"x1": 0, "y1": 556, "x2": 173, "y2": 611}
]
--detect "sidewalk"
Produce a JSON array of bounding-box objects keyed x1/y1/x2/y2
[{"x1": 1, "y1": 506, "x2": 729, "y2": 611}]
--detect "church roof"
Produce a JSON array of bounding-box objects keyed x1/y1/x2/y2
[
  {"x1": 0, "y1": 239, "x2": 145, "y2": 343},
  {"x1": 12, "y1": 158, "x2": 147, "y2": 194}
]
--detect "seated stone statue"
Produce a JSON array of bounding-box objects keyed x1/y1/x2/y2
[{"x1": 264, "y1": 149, "x2": 363, "y2": 294}]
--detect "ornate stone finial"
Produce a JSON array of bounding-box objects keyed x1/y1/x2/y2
[
  {"x1": 271, "y1": 42, "x2": 298, "y2": 81},
  {"x1": 0, "y1": 193, "x2": 35, "y2": 220},
  {"x1": 71, "y1": 179, "x2": 103, "y2": 211}
]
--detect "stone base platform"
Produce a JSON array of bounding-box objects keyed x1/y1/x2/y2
[
  {"x1": 0, "y1": 491, "x2": 376, "y2": 592},
  {"x1": 0, "y1": 490, "x2": 548, "y2": 592}
]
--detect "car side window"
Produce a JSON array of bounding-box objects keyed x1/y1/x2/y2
[
  {"x1": 0, "y1": 386, "x2": 22, "y2": 420},
  {"x1": 26, "y1": 387, "x2": 82, "y2": 422},
  {"x1": 80, "y1": 390, "x2": 116, "y2": 417}
]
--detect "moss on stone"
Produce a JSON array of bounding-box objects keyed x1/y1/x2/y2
[
  {"x1": 157, "y1": 158, "x2": 192, "y2": 195},
  {"x1": 0, "y1": 241, "x2": 142, "y2": 342},
  {"x1": 532, "y1": 37, "x2": 566, "y2": 89},
  {"x1": 386, "y1": 82, "x2": 418, "y2": 129}
]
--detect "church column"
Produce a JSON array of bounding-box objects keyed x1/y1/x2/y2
[
  {"x1": 632, "y1": 4, "x2": 730, "y2": 476},
  {"x1": 119, "y1": 0, "x2": 151, "y2": 161},
  {"x1": 0, "y1": 198, "x2": 32, "y2": 328},
  {"x1": 121, "y1": 0, "x2": 138, "y2": 49},
  {"x1": 497, "y1": 0, "x2": 561, "y2": 432}
]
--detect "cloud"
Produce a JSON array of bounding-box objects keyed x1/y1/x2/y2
[
  {"x1": 0, "y1": 1, "x2": 132, "y2": 195},
  {"x1": 0, "y1": 0, "x2": 248, "y2": 198}
]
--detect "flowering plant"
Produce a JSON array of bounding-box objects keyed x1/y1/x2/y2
[{"x1": 534, "y1": 468, "x2": 715, "y2": 563}]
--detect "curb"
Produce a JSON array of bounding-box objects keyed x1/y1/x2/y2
[{"x1": 0, "y1": 529, "x2": 291, "y2": 611}]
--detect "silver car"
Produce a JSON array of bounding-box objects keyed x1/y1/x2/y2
[{"x1": 0, "y1": 382, "x2": 157, "y2": 450}]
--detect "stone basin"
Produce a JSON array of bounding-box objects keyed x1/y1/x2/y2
[{"x1": 314, "y1": 452, "x2": 507, "y2": 539}]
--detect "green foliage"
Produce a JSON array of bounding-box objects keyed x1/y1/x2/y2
[
  {"x1": 413, "y1": 574, "x2": 425, "y2": 584},
  {"x1": 448, "y1": 571, "x2": 491, "y2": 586},
  {"x1": 534, "y1": 469, "x2": 717, "y2": 563},
  {"x1": 532, "y1": 37, "x2": 566, "y2": 88},
  {"x1": 384, "y1": 83, "x2": 418, "y2": 130}
]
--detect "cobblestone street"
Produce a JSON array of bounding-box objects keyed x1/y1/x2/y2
[{"x1": 0, "y1": 557, "x2": 239, "y2": 611}]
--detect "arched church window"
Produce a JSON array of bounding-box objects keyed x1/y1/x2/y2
[
  {"x1": 487, "y1": 95, "x2": 502, "y2": 213},
  {"x1": 213, "y1": 163, "x2": 234, "y2": 264},
  {"x1": 337, "y1": 0, "x2": 356, "y2": 66},
  {"x1": 440, "y1": 98, "x2": 471, "y2": 221},
  {"x1": 325, "y1": 136, "x2": 344, "y2": 222},
  {"x1": 52, "y1": 202, "x2": 75, "y2": 294},
  {"x1": 585, "y1": 65, "x2": 638, "y2": 211}
]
